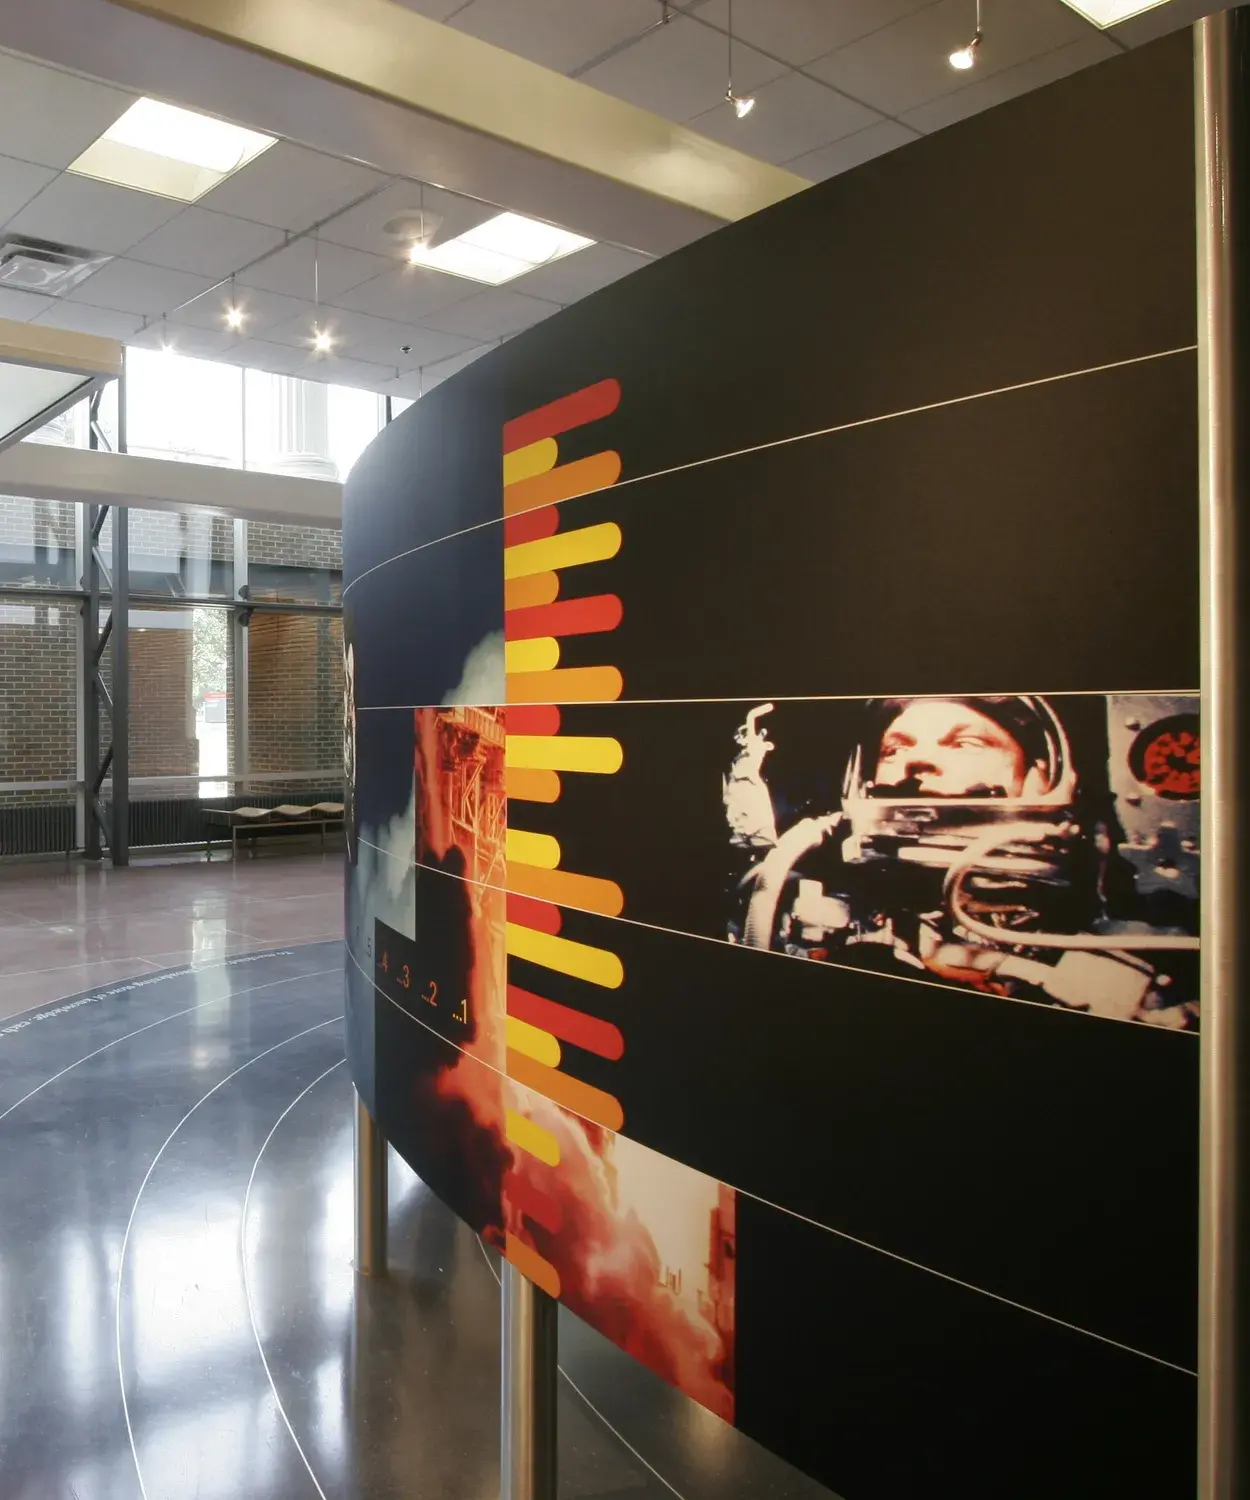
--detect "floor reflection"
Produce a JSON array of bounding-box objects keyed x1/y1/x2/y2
[{"x1": 0, "y1": 939, "x2": 832, "y2": 1500}]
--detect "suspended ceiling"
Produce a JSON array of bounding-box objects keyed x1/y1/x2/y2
[{"x1": 0, "y1": 0, "x2": 1214, "y2": 399}]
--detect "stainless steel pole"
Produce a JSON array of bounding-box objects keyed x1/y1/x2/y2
[
  {"x1": 110, "y1": 503, "x2": 129, "y2": 868},
  {"x1": 501, "y1": 1261, "x2": 558, "y2": 1500},
  {"x1": 353, "y1": 1090, "x2": 387, "y2": 1277},
  {"x1": 110, "y1": 351, "x2": 129, "y2": 867},
  {"x1": 1195, "y1": 13, "x2": 1247, "y2": 1500}
]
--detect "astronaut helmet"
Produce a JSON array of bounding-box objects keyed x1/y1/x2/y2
[{"x1": 840, "y1": 695, "x2": 1077, "y2": 870}]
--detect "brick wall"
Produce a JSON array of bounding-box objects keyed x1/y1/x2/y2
[
  {"x1": 128, "y1": 625, "x2": 198, "y2": 776},
  {"x1": 247, "y1": 613, "x2": 343, "y2": 775},
  {"x1": 0, "y1": 600, "x2": 76, "y2": 784},
  {"x1": 248, "y1": 521, "x2": 342, "y2": 569}
]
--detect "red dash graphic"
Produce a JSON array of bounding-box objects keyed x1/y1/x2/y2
[
  {"x1": 507, "y1": 985, "x2": 625, "y2": 1061},
  {"x1": 504, "y1": 379, "x2": 621, "y2": 455},
  {"x1": 505, "y1": 506, "x2": 560, "y2": 547},
  {"x1": 507, "y1": 704, "x2": 561, "y2": 736},
  {"x1": 507, "y1": 893, "x2": 562, "y2": 935},
  {"x1": 504, "y1": 1172, "x2": 563, "y2": 1235},
  {"x1": 505, "y1": 594, "x2": 623, "y2": 642}
]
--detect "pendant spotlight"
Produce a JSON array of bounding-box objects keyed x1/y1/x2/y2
[
  {"x1": 223, "y1": 275, "x2": 245, "y2": 331},
  {"x1": 309, "y1": 234, "x2": 334, "y2": 355},
  {"x1": 949, "y1": 0, "x2": 982, "y2": 69},
  {"x1": 726, "y1": 0, "x2": 755, "y2": 119}
]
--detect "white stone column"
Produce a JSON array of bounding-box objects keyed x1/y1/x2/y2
[{"x1": 271, "y1": 377, "x2": 339, "y2": 482}]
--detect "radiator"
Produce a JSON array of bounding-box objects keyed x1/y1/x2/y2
[
  {"x1": 0, "y1": 804, "x2": 75, "y2": 857},
  {"x1": 0, "y1": 790, "x2": 343, "y2": 858}
]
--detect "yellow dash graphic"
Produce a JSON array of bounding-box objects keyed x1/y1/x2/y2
[
  {"x1": 505, "y1": 1232, "x2": 561, "y2": 1298},
  {"x1": 505, "y1": 523, "x2": 621, "y2": 581},
  {"x1": 505, "y1": 1109, "x2": 560, "y2": 1167},
  {"x1": 503, "y1": 437, "x2": 558, "y2": 488},
  {"x1": 506, "y1": 923, "x2": 624, "y2": 989},
  {"x1": 505, "y1": 637, "x2": 560, "y2": 675},
  {"x1": 506, "y1": 1015, "x2": 562, "y2": 1068},
  {"x1": 506, "y1": 735, "x2": 623, "y2": 775},
  {"x1": 506, "y1": 828, "x2": 561, "y2": 869}
]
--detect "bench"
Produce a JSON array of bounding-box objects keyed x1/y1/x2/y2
[{"x1": 204, "y1": 802, "x2": 345, "y2": 859}]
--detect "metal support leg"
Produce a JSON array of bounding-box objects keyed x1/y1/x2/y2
[
  {"x1": 354, "y1": 1091, "x2": 387, "y2": 1277},
  {"x1": 501, "y1": 1261, "x2": 558, "y2": 1500}
]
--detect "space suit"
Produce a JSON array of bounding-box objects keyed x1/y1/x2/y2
[{"x1": 724, "y1": 695, "x2": 1199, "y2": 1027}]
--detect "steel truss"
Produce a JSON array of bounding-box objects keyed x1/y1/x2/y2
[{"x1": 79, "y1": 380, "x2": 129, "y2": 865}]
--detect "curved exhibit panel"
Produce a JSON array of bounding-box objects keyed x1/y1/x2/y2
[{"x1": 343, "y1": 32, "x2": 1199, "y2": 1500}]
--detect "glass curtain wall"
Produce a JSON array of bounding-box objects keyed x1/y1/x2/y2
[{"x1": 0, "y1": 352, "x2": 371, "y2": 835}]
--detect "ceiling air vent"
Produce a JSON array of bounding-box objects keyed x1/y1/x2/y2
[{"x1": 0, "y1": 235, "x2": 111, "y2": 296}]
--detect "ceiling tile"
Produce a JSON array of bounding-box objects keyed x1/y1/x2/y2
[
  {"x1": 263, "y1": 305, "x2": 479, "y2": 366},
  {"x1": 262, "y1": 305, "x2": 395, "y2": 354},
  {"x1": 319, "y1": 180, "x2": 497, "y2": 258},
  {"x1": 130, "y1": 321, "x2": 236, "y2": 359},
  {"x1": 0, "y1": 154, "x2": 58, "y2": 227},
  {"x1": 688, "y1": 70, "x2": 880, "y2": 163},
  {"x1": 391, "y1": 326, "x2": 483, "y2": 366},
  {"x1": 297, "y1": 354, "x2": 395, "y2": 389},
  {"x1": 0, "y1": 287, "x2": 55, "y2": 322},
  {"x1": 512, "y1": 244, "x2": 651, "y2": 303},
  {"x1": 785, "y1": 118, "x2": 920, "y2": 179},
  {"x1": 694, "y1": 0, "x2": 938, "y2": 66},
  {"x1": 900, "y1": 33, "x2": 1119, "y2": 134},
  {"x1": 211, "y1": 337, "x2": 317, "y2": 374},
  {"x1": 236, "y1": 237, "x2": 392, "y2": 302},
  {"x1": 578, "y1": 13, "x2": 787, "y2": 122},
  {"x1": 68, "y1": 258, "x2": 216, "y2": 316},
  {"x1": 129, "y1": 208, "x2": 286, "y2": 280},
  {"x1": 331, "y1": 263, "x2": 478, "y2": 322},
  {"x1": 197, "y1": 141, "x2": 391, "y2": 232},
  {"x1": 422, "y1": 287, "x2": 559, "y2": 341},
  {"x1": 450, "y1": 0, "x2": 661, "y2": 74},
  {"x1": 807, "y1": 0, "x2": 1092, "y2": 118},
  {"x1": 177, "y1": 285, "x2": 314, "y2": 336},
  {"x1": 33, "y1": 302, "x2": 145, "y2": 340},
  {"x1": 7, "y1": 175, "x2": 182, "y2": 255},
  {"x1": 0, "y1": 52, "x2": 134, "y2": 170}
]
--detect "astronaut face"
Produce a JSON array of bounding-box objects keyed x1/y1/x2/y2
[{"x1": 874, "y1": 699, "x2": 1028, "y2": 798}]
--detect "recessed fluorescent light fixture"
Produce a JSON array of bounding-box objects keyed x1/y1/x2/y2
[
  {"x1": 1057, "y1": 0, "x2": 1171, "y2": 25},
  {"x1": 68, "y1": 98, "x2": 276, "y2": 203},
  {"x1": 406, "y1": 212, "x2": 594, "y2": 286}
]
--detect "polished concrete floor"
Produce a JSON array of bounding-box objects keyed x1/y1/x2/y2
[
  {"x1": 0, "y1": 851, "x2": 343, "y2": 1020},
  {"x1": 0, "y1": 853, "x2": 833, "y2": 1500}
]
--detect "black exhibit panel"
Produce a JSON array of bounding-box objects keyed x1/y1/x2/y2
[{"x1": 342, "y1": 29, "x2": 1200, "y2": 1500}]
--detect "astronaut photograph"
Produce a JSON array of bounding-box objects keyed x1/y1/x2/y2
[{"x1": 723, "y1": 693, "x2": 1200, "y2": 1028}]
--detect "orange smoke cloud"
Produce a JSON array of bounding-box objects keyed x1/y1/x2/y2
[{"x1": 415, "y1": 706, "x2": 735, "y2": 1419}]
